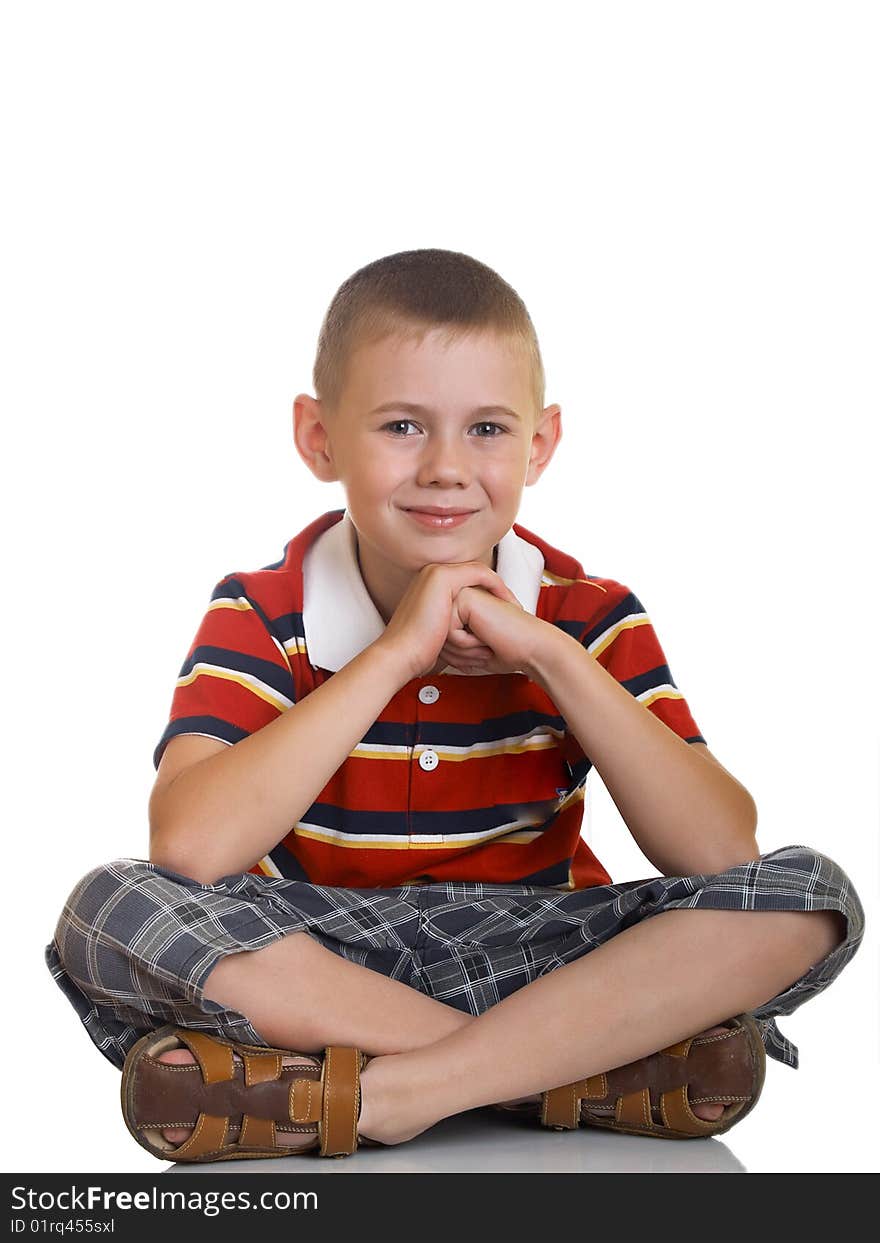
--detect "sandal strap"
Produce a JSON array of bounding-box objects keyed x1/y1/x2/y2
[
  {"x1": 656, "y1": 1087, "x2": 733, "y2": 1135},
  {"x1": 174, "y1": 1029, "x2": 235, "y2": 1083},
  {"x1": 240, "y1": 1115, "x2": 278, "y2": 1147},
  {"x1": 319, "y1": 1046, "x2": 363, "y2": 1157},
  {"x1": 173, "y1": 1029, "x2": 285, "y2": 1090},
  {"x1": 542, "y1": 1074, "x2": 606, "y2": 1129},
  {"x1": 169, "y1": 1113, "x2": 230, "y2": 1159}
]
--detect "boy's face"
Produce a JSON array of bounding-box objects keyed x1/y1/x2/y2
[{"x1": 294, "y1": 326, "x2": 561, "y2": 609}]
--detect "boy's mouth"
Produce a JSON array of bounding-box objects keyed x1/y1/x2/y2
[{"x1": 403, "y1": 507, "x2": 477, "y2": 529}]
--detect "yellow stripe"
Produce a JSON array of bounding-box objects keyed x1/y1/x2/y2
[
  {"x1": 292, "y1": 825, "x2": 548, "y2": 851},
  {"x1": 207, "y1": 597, "x2": 252, "y2": 612},
  {"x1": 252, "y1": 856, "x2": 283, "y2": 878},
  {"x1": 590, "y1": 614, "x2": 652, "y2": 660},
  {"x1": 541, "y1": 570, "x2": 608, "y2": 592},
  {"x1": 641, "y1": 688, "x2": 684, "y2": 709},
  {"x1": 348, "y1": 734, "x2": 560, "y2": 763},
  {"x1": 176, "y1": 665, "x2": 292, "y2": 712}
]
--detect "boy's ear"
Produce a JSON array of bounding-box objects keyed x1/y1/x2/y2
[
  {"x1": 524, "y1": 403, "x2": 562, "y2": 487},
  {"x1": 292, "y1": 393, "x2": 340, "y2": 482}
]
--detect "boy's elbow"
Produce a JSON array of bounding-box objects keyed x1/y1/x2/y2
[
  {"x1": 149, "y1": 827, "x2": 219, "y2": 887},
  {"x1": 706, "y1": 835, "x2": 762, "y2": 872},
  {"x1": 662, "y1": 832, "x2": 762, "y2": 878},
  {"x1": 149, "y1": 848, "x2": 210, "y2": 886},
  {"x1": 700, "y1": 792, "x2": 761, "y2": 872},
  {"x1": 149, "y1": 791, "x2": 221, "y2": 885}
]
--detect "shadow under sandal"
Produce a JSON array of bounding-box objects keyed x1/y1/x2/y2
[
  {"x1": 121, "y1": 1026, "x2": 383, "y2": 1161},
  {"x1": 492, "y1": 1014, "x2": 767, "y2": 1139}
]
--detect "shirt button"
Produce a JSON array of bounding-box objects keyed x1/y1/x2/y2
[
  {"x1": 418, "y1": 748, "x2": 439, "y2": 771},
  {"x1": 419, "y1": 684, "x2": 440, "y2": 704}
]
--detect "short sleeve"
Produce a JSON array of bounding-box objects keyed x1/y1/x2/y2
[
  {"x1": 152, "y1": 575, "x2": 297, "y2": 771},
  {"x1": 561, "y1": 585, "x2": 706, "y2": 771}
]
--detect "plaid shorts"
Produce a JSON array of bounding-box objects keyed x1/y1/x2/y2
[{"x1": 45, "y1": 844, "x2": 864, "y2": 1073}]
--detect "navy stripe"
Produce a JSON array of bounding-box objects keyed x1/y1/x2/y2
[
  {"x1": 153, "y1": 716, "x2": 245, "y2": 770},
  {"x1": 269, "y1": 609, "x2": 304, "y2": 647},
  {"x1": 515, "y1": 858, "x2": 574, "y2": 887},
  {"x1": 261, "y1": 840, "x2": 313, "y2": 882},
  {"x1": 624, "y1": 662, "x2": 681, "y2": 698},
  {"x1": 363, "y1": 708, "x2": 567, "y2": 749},
  {"x1": 179, "y1": 644, "x2": 295, "y2": 700},
  {"x1": 417, "y1": 709, "x2": 567, "y2": 748},
  {"x1": 302, "y1": 800, "x2": 565, "y2": 839},
  {"x1": 549, "y1": 618, "x2": 584, "y2": 641},
  {"x1": 578, "y1": 590, "x2": 645, "y2": 647}
]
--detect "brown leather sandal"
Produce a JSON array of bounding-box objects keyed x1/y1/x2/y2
[
  {"x1": 121, "y1": 1025, "x2": 382, "y2": 1161},
  {"x1": 491, "y1": 1014, "x2": 766, "y2": 1140}
]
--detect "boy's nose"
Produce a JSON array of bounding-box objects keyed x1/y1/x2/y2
[{"x1": 416, "y1": 441, "x2": 471, "y2": 485}]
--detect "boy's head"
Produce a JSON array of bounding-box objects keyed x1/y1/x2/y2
[{"x1": 293, "y1": 249, "x2": 561, "y2": 599}]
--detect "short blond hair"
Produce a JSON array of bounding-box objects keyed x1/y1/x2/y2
[{"x1": 313, "y1": 249, "x2": 545, "y2": 422}]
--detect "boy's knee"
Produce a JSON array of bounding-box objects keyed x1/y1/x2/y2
[
  {"x1": 762, "y1": 844, "x2": 864, "y2": 953},
  {"x1": 58, "y1": 857, "x2": 154, "y2": 916},
  {"x1": 50, "y1": 859, "x2": 164, "y2": 968}
]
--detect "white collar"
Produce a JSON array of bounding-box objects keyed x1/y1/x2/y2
[{"x1": 302, "y1": 509, "x2": 544, "y2": 674}]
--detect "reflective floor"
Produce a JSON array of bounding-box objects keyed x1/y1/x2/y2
[{"x1": 166, "y1": 1107, "x2": 747, "y2": 1175}]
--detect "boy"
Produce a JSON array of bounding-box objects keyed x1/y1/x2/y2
[{"x1": 46, "y1": 249, "x2": 864, "y2": 1161}]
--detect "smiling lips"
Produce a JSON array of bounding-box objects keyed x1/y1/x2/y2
[{"x1": 404, "y1": 508, "x2": 476, "y2": 529}]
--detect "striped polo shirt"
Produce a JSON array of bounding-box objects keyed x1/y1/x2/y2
[{"x1": 153, "y1": 508, "x2": 706, "y2": 890}]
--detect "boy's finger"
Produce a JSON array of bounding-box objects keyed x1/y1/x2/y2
[
  {"x1": 449, "y1": 641, "x2": 493, "y2": 658},
  {"x1": 447, "y1": 626, "x2": 485, "y2": 647},
  {"x1": 459, "y1": 579, "x2": 522, "y2": 608},
  {"x1": 442, "y1": 636, "x2": 493, "y2": 658}
]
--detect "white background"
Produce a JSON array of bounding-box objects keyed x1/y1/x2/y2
[{"x1": 2, "y1": 0, "x2": 877, "y2": 1174}]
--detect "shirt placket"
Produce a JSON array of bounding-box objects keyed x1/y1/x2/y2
[{"x1": 411, "y1": 678, "x2": 443, "y2": 848}]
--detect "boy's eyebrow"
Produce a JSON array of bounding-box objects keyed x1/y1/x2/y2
[{"x1": 367, "y1": 401, "x2": 522, "y2": 422}]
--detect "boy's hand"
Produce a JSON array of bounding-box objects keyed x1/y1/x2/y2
[
  {"x1": 443, "y1": 582, "x2": 548, "y2": 677},
  {"x1": 374, "y1": 561, "x2": 529, "y2": 681}
]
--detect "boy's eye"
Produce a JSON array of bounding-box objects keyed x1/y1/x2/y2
[{"x1": 382, "y1": 420, "x2": 505, "y2": 437}]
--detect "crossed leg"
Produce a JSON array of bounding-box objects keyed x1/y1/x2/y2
[{"x1": 159, "y1": 905, "x2": 845, "y2": 1147}]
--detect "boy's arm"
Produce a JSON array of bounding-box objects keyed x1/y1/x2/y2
[
  {"x1": 149, "y1": 639, "x2": 412, "y2": 885},
  {"x1": 525, "y1": 629, "x2": 760, "y2": 877}
]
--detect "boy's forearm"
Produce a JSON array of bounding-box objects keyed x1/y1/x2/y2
[
  {"x1": 525, "y1": 629, "x2": 760, "y2": 877},
  {"x1": 149, "y1": 640, "x2": 412, "y2": 885}
]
